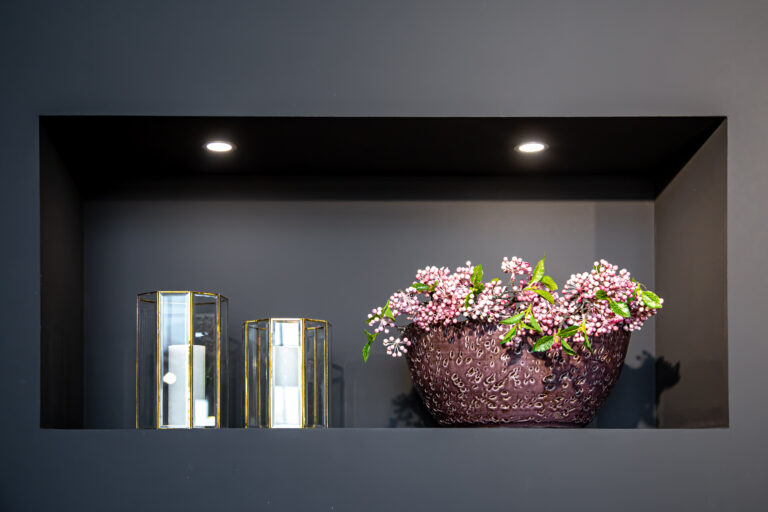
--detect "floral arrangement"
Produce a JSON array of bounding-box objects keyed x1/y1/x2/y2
[{"x1": 363, "y1": 256, "x2": 662, "y2": 361}]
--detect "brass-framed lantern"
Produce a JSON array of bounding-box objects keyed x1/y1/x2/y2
[
  {"x1": 136, "y1": 291, "x2": 228, "y2": 429},
  {"x1": 242, "y1": 318, "x2": 330, "y2": 428}
]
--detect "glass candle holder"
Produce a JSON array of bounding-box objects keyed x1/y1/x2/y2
[
  {"x1": 136, "y1": 291, "x2": 229, "y2": 428},
  {"x1": 241, "y1": 318, "x2": 330, "y2": 428}
]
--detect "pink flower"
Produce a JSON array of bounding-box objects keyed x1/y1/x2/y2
[{"x1": 367, "y1": 257, "x2": 661, "y2": 358}]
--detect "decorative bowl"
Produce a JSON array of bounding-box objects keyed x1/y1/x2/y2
[{"x1": 405, "y1": 321, "x2": 629, "y2": 427}]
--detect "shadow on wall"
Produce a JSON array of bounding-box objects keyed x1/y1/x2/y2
[
  {"x1": 388, "y1": 388, "x2": 439, "y2": 428},
  {"x1": 386, "y1": 351, "x2": 681, "y2": 429},
  {"x1": 595, "y1": 351, "x2": 680, "y2": 428},
  {"x1": 331, "y1": 363, "x2": 345, "y2": 427}
]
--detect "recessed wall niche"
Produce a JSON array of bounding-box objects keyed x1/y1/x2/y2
[{"x1": 39, "y1": 116, "x2": 727, "y2": 429}]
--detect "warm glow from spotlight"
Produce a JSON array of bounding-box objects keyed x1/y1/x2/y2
[
  {"x1": 515, "y1": 141, "x2": 547, "y2": 153},
  {"x1": 205, "y1": 141, "x2": 233, "y2": 152}
]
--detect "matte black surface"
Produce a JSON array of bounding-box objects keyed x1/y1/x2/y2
[
  {"x1": 39, "y1": 129, "x2": 84, "y2": 428},
  {"x1": 41, "y1": 116, "x2": 721, "y2": 199},
  {"x1": 1, "y1": 1, "x2": 763, "y2": 510}
]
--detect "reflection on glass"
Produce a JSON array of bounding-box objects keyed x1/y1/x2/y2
[
  {"x1": 271, "y1": 321, "x2": 302, "y2": 428},
  {"x1": 160, "y1": 293, "x2": 190, "y2": 428}
]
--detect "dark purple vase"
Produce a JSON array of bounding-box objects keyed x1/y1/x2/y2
[{"x1": 405, "y1": 321, "x2": 630, "y2": 427}]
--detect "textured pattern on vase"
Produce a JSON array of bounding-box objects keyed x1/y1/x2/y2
[{"x1": 405, "y1": 322, "x2": 630, "y2": 427}]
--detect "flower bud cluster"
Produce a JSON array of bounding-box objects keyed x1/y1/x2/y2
[
  {"x1": 560, "y1": 259, "x2": 662, "y2": 337},
  {"x1": 369, "y1": 257, "x2": 661, "y2": 358},
  {"x1": 383, "y1": 336, "x2": 411, "y2": 357},
  {"x1": 501, "y1": 256, "x2": 532, "y2": 277}
]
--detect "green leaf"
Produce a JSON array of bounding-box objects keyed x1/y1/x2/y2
[
  {"x1": 464, "y1": 293, "x2": 472, "y2": 308},
  {"x1": 561, "y1": 337, "x2": 577, "y2": 356},
  {"x1": 528, "y1": 314, "x2": 543, "y2": 334},
  {"x1": 530, "y1": 256, "x2": 546, "y2": 284},
  {"x1": 471, "y1": 264, "x2": 483, "y2": 287},
  {"x1": 412, "y1": 282, "x2": 430, "y2": 292},
  {"x1": 641, "y1": 290, "x2": 663, "y2": 309},
  {"x1": 366, "y1": 314, "x2": 380, "y2": 325},
  {"x1": 557, "y1": 325, "x2": 580, "y2": 338},
  {"x1": 520, "y1": 322, "x2": 535, "y2": 331},
  {"x1": 501, "y1": 326, "x2": 517, "y2": 345},
  {"x1": 362, "y1": 331, "x2": 377, "y2": 362},
  {"x1": 595, "y1": 289, "x2": 609, "y2": 300},
  {"x1": 534, "y1": 289, "x2": 555, "y2": 304},
  {"x1": 533, "y1": 335, "x2": 554, "y2": 352},
  {"x1": 500, "y1": 312, "x2": 525, "y2": 325},
  {"x1": 576, "y1": 322, "x2": 592, "y2": 353},
  {"x1": 541, "y1": 275, "x2": 558, "y2": 291},
  {"x1": 609, "y1": 300, "x2": 631, "y2": 318},
  {"x1": 382, "y1": 300, "x2": 395, "y2": 320}
]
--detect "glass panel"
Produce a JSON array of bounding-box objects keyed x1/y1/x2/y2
[
  {"x1": 270, "y1": 319, "x2": 303, "y2": 428},
  {"x1": 137, "y1": 293, "x2": 157, "y2": 428},
  {"x1": 305, "y1": 320, "x2": 329, "y2": 428},
  {"x1": 219, "y1": 297, "x2": 229, "y2": 427},
  {"x1": 192, "y1": 293, "x2": 217, "y2": 428},
  {"x1": 256, "y1": 320, "x2": 269, "y2": 427},
  {"x1": 244, "y1": 321, "x2": 266, "y2": 428},
  {"x1": 160, "y1": 292, "x2": 191, "y2": 428},
  {"x1": 304, "y1": 325, "x2": 316, "y2": 426},
  {"x1": 317, "y1": 322, "x2": 328, "y2": 427}
]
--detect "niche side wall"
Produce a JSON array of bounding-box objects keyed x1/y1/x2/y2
[
  {"x1": 40, "y1": 128, "x2": 84, "y2": 428},
  {"x1": 655, "y1": 121, "x2": 728, "y2": 428}
]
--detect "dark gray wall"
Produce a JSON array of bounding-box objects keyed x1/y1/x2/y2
[
  {"x1": 656, "y1": 123, "x2": 728, "y2": 427},
  {"x1": 1, "y1": 1, "x2": 765, "y2": 510},
  {"x1": 81, "y1": 200, "x2": 654, "y2": 429}
]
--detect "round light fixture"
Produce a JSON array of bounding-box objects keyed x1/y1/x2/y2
[
  {"x1": 515, "y1": 141, "x2": 548, "y2": 153},
  {"x1": 205, "y1": 141, "x2": 234, "y2": 152}
]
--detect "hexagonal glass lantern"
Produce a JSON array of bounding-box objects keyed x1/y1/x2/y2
[
  {"x1": 241, "y1": 318, "x2": 330, "y2": 428},
  {"x1": 136, "y1": 291, "x2": 229, "y2": 429}
]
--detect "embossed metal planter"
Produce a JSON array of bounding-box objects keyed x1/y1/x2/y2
[{"x1": 405, "y1": 321, "x2": 630, "y2": 427}]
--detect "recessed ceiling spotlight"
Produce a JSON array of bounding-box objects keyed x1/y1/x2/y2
[
  {"x1": 205, "y1": 141, "x2": 234, "y2": 153},
  {"x1": 515, "y1": 141, "x2": 548, "y2": 153}
]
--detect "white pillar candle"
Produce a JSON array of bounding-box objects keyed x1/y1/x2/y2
[
  {"x1": 271, "y1": 322, "x2": 302, "y2": 428},
  {"x1": 167, "y1": 344, "x2": 206, "y2": 427},
  {"x1": 194, "y1": 399, "x2": 215, "y2": 427}
]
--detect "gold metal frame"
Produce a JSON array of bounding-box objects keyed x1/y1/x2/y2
[
  {"x1": 135, "y1": 290, "x2": 227, "y2": 429},
  {"x1": 243, "y1": 318, "x2": 330, "y2": 428}
]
